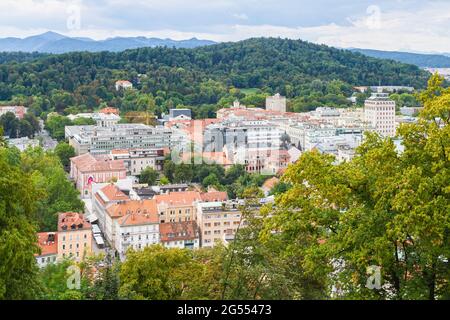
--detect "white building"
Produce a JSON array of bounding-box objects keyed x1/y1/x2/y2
[
  {"x1": 113, "y1": 201, "x2": 160, "y2": 260},
  {"x1": 364, "y1": 91, "x2": 396, "y2": 137},
  {"x1": 109, "y1": 148, "x2": 166, "y2": 176},
  {"x1": 266, "y1": 93, "x2": 287, "y2": 113},
  {"x1": 35, "y1": 232, "x2": 58, "y2": 268},
  {"x1": 65, "y1": 124, "x2": 172, "y2": 155}
]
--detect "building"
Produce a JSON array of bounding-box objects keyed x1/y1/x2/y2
[
  {"x1": 266, "y1": 93, "x2": 287, "y2": 112},
  {"x1": 160, "y1": 221, "x2": 200, "y2": 249},
  {"x1": 0, "y1": 106, "x2": 27, "y2": 119},
  {"x1": 109, "y1": 148, "x2": 165, "y2": 176},
  {"x1": 155, "y1": 191, "x2": 203, "y2": 223},
  {"x1": 7, "y1": 137, "x2": 40, "y2": 151},
  {"x1": 70, "y1": 153, "x2": 127, "y2": 197},
  {"x1": 65, "y1": 124, "x2": 172, "y2": 156},
  {"x1": 35, "y1": 232, "x2": 58, "y2": 268},
  {"x1": 57, "y1": 212, "x2": 92, "y2": 262},
  {"x1": 92, "y1": 113, "x2": 121, "y2": 127},
  {"x1": 99, "y1": 107, "x2": 120, "y2": 116},
  {"x1": 115, "y1": 80, "x2": 133, "y2": 91},
  {"x1": 92, "y1": 183, "x2": 131, "y2": 237},
  {"x1": 110, "y1": 200, "x2": 160, "y2": 260},
  {"x1": 158, "y1": 184, "x2": 189, "y2": 194},
  {"x1": 169, "y1": 108, "x2": 192, "y2": 120},
  {"x1": 196, "y1": 201, "x2": 245, "y2": 248},
  {"x1": 364, "y1": 91, "x2": 396, "y2": 137}
]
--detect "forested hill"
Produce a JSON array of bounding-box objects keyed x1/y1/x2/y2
[{"x1": 0, "y1": 37, "x2": 430, "y2": 117}]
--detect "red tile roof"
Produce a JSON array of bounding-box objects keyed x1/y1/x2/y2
[
  {"x1": 154, "y1": 191, "x2": 202, "y2": 207},
  {"x1": 200, "y1": 191, "x2": 228, "y2": 202},
  {"x1": 107, "y1": 200, "x2": 158, "y2": 222},
  {"x1": 36, "y1": 232, "x2": 58, "y2": 257},
  {"x1": 58, "y1": 212, "x2": 91, "y2": 232},
  {"x1": 160, "y1": 221, "x2": 200, "y2": 242},
  {"x1": 71, "y1": 153, "x2": 126, "y2": 173}
]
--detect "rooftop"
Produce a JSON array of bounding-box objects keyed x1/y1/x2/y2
[
  {"x1": 36, "y1": 232, "x2": 58, "y2": 257},
  {"x1": 58, "y1": 212, "x2": 91, "y2": 232},
  {"x1": 160, "y1": 221, "x2": 200, "y2": 242}
]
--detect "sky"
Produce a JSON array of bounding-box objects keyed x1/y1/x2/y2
[{"x1": 1, "y1": 0, "x2": 450, "y2": 53}]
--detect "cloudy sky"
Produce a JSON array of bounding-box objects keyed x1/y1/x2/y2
[{"x1": 2, "y1": 0, "x2": 450, "y2": 53}]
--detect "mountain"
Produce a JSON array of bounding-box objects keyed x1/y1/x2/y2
[
  {"x1": 0, "y1": 32, "x2": 217, "y2": 53},
  {"x1": 350, "y1": 48, "x2": 450, "y2": 68}
]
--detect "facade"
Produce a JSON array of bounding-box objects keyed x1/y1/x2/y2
[
  {"x1": 111, "y1": 200, "x2": 160, "y2": 260},
  {"x1": 93, "y1": 183, "x2": 130, "y2": 238},
  {"x1": 196, "y1": 201, "x2": 244, "y2": 248},
  {"x1": 364, "y1": 92, "x2": 396, "y2": 137},
  {"x1": 0, "y1": 106, "x2": 27, "y2": 119},
  {"x1": 35, "y1": 232, "x2": 58, "y2": 268},
  {"x1": 65, "y1": 124, "x2": 172, "y2": 156},
  {"x1": 266, "y1": 93, "x2": 287, "y2": 112},
  {"x1": 70, "y1": 153, "x2": 127, "y2": 197},
  {"x1": 155, "y1": 191, "x2": 202, "y2": 223},
  {"x1": 160, "y1": 221, "x2": 200, "y2": 249},
  {"x1": 110, "y1": 148, "x2": 165, "y2": 176},
  {"x1": 57, "y1": 212, "x2": 92, "y2": 262}
]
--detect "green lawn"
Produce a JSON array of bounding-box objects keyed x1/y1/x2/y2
[{"x1": 239, "y1": 88, "x2": 261, "y2": 95}]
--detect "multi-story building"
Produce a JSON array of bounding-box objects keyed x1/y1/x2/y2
[
  {"x1": 111, "y1": 200, "x2": 160, "y2": 260},
  {"x1": 109, "y1": 148, "x2": 166, "y2": 176},
  {"x1": 160, "y1": 221, "x2": 200, "y2": 249},
  {"x1": 155, "y1": 191, "x2": 202, "y2": 223},
  {"x1": 70, "y1": 153, "x2": 127, "y2": 197},
  {"x1": 196, "y1": 201, "x2": 245, "y2": 248},
  {"x1": 65, "y1": 124, "x2": 173, "y2": 156},
  {"x1": 35, "y1": 232, "x2": 58, "y2": 268},
  {"x1": 0, "y1": 106, "x2": 27, "y2": 119},
  {"x1": 57, "y1": 212, "x2": 92, "y2": 262},
  {"x1": 266, "y1": 93, "x2": 287, "y2": 112},
  {"x1": 364, "y1": 91, "x2": 396, "y2": 137},
  {"x1": 92, "y1": 183, "x2": 130, "y2": 236}
]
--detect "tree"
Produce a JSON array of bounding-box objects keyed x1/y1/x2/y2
[
  {"x1": 262, "y1": 75, "x2": 449, "y2": 300},
  {"x1": 119, "y1": 246, "x2": 214, "y2": 300},
  {"x1": 202, "y1": 173, "x2": 221, "y2": 188},
  {"x1": 139, "y1": 167, "x2": 159, "y2": 186},
  {"x1": 54, "y1": 142, "x2": 76, "y2": 169},
  {"x1": 0, "y1": 147, "x2": 42, "y2": 299}
]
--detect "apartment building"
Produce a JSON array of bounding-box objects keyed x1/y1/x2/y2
[
  {"x1": 65, "y1": 124, "x2": 172, "y2": 155},
  {"x1": 160, "y1": 221, "x2": 200, "y2": 249},
  {"x1": 109, "y1": 148, "x2": 166, "y2": 176},
  {"x1": 113, "y1": 201, "x2": 160, "y2": 260},
  {"x1": 196, "y1": 201, "x2": 245, "y2": 248},
  {"x1": 154, "y1": 191, "x2": 202, "y2": 223},
  {"x1": 57, "y1": 212, "x2": 92, "y2": 262},
  {"x1": 364, "y1": 91, "x2": 396, "y2": 137},
  {"x1": 92, "y1": 183, "x2": 130, "y2": 236}
]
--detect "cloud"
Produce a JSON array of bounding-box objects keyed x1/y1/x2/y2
[{"x1": 0, "y1": 0, "x2": 449, "y2": 53}]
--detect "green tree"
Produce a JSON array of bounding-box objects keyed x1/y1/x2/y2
[
  {"x1": 54, "y1": 142, "x2": 76, "y2": 169},
  {"x1": 262, "y1": 75, "x2": 449, "y2": 300},
  {"x1": 0, "y1": 147, "x2": 42, "y2": 299},
  {"x1": 139, "y1": 167, "x2": 159, "y2": 186}
]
